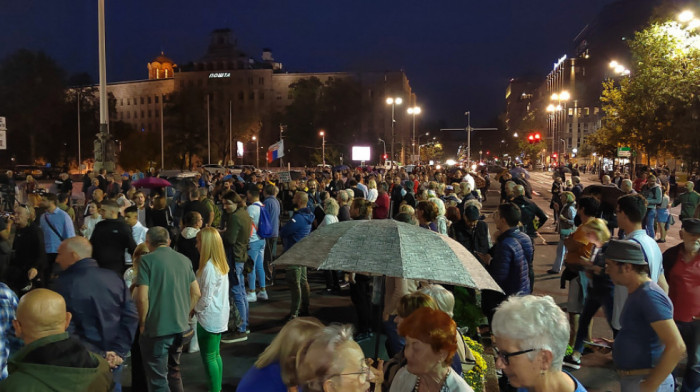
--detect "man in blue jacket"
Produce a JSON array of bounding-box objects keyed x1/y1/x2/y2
[
  {"x1": 52, "y1": 236, "x2": 138, "y2": 391},
  {"x1": 280, "y1": 191, "x2": 315, "y2": 320},
  {"x1": 478, "y1": 202, "x2": 533, "y2": 323},
  {"x1": 262, "y1": 184, "x2": 281, "y2": 284}
]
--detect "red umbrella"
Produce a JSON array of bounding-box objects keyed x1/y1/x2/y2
[{"x1": 132, "y1": 177, "x2": 171, "y2": 189}]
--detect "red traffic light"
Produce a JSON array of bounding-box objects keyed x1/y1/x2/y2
[
  {"x1": 534, "y1": 132, "x2": 541, "y2": 141},
  {"x1": 486, "y1": 151, "x2": 490, "y2": 155},
  {"x1": 528, "y1": 134, "x2": 535, "y2": 144},
  {"x1": 552, "y1": 153, "x2": 558, "y2": 158},
  {"x1": 382, "y1": 154, "x2": 388, "y2": 160}
]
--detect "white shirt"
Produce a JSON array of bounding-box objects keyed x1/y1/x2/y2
[
  {"x1": 81, "y1": 215, "x2": 103, "y2": 239},
  {"x1": 318, "y1": 214, "x2": 338, "y2": 228},
  {"x1": 389, "y1": 367, "x2": 473, "y2": 392},
  {"x1": 247, "y1": 201, "x2": 263, "y2": 242},
  {"x1": 612, "y1": 229, "x2": 664, "y2": 329},
  {"x1": 194, "y1": 261, "x2": 230, "y2": 333},
  {"x1": 367, "y1": 188, "x2": 378, "y2": 203},
  {"x1": 125, "y1": 221, "x2": 148, "y2": 265}
]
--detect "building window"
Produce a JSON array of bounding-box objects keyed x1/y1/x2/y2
[
  {"x1": 259, "y1": 77, "x2": 264, "y2": 85},
  {"x1": 147, "y1": 97, "x2": 151, "y2": 104},
  {"x1": 155, "y1": 110, "x2": 159, "y2": 118},
  {"x1": 568, "y1": 108, "x2": 573, "y2": 116},
  {"x1": 585, "y1": 107, "x2": 590, "y2": 116},
  {"x1": 140, "y1": 97, "x2": 144, "y2": 105},
  {"x1": 127, "y1": 98, "x2": 130, "y2": 105},
  {"x1": 135, "y1": 111, "x2": 139, "y2": 119},
  {"x1": 141, "y1": 110, "x2": 145, "y2": 118},
  {"x1": 126, "y1": 112, "x2": 131, "y2": 119},
  {"x1": 594, "y1": 107, "x2": 600, "y2": 115},
  {"x1": 259, "y1": 92, "x2": 264, "y2": 100},
  {"x1": 248, "y1": 77, "x2": 253, "y2": 85},
  {"x1": 276, "y1": 95, "x2": 282, "y2": 100},
  {"x1": 155, "y1": 96, "x2": 159, "y2": 104},
  {"x1": 148, "y1": 110, "x2": 152, "y2": 118},
  {"x1": 120, "y1": 99, "x2": 123, "y2": 106},
  {"x1": 249, "y1": 92, "x2": 255, "y2": 100}
]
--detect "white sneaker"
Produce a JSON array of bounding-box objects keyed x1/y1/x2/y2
[
  {"x1": 257, "y1": 291, "x2": 269, "y2": 301},
  {"x1": 246, "y1": 292, "x2": 257, "y2": 302}
]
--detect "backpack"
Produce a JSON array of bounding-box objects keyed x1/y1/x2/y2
[
  {"x1": 253, "y1": 203, "x2": 274, "y2": 238},
  {"x1": 204, "y1": 198, "x2": 221, "y2": 228}
]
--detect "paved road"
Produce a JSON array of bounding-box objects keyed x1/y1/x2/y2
[{"x1": 120, "y1": 170, "x2": 686, "y2": 392}]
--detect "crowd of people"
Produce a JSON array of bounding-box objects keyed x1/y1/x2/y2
[{"x1": 0, "y1": 162, "x2": 697, "y2": 391}]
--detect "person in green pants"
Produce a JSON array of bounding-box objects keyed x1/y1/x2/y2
[{"x1": 193, "y1": 227, "x2": 231, "y2": 391}]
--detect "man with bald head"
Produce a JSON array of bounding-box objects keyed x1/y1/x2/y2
[
  {"x1": 0, "y1": 289, "x2": 112, "y2": 391},
  {"x1": 52, "y1": 236, "x2": 138, "y2": 391}
]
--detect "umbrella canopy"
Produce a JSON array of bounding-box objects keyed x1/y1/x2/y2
[
  {"x1": 509, "y1": 166, "x2": 530, "y2": 179},
  {"x1": 132, "y1": 177, "x2": 172, "y2": 189},
  {"x1": 273, "y1": 219, "x2": 503, "y2": 293},
  {"x1": 583, "y1": 184, "x2": 626, "y2": 209}
]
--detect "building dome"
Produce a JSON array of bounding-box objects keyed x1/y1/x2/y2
[{"x1": 147, "y1": 52, "x2": 177, "y2": 80}]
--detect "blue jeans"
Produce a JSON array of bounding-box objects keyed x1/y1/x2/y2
[
  {"x1": 619, "y1": 373, "x2": 674, "y2": 392},
  {"x1": 230, "y1": 262, "x2": 248, "y2": 332},
  {"x1": 247, "y1": 239, "x2": 266, "y2": 292},
  {"x1": 645, "y1": 208, "x2": 656, "y2": 238},
  {"x1": 139, "y1": 332, "x2": 187, "y2": 392},
  {"x1": 676, "y1": 319, "x2": 700, "y2": 392},
  {"x1": 112, "y1": 364, "x2": 123, "y2": 392},
  {"x1": 573, "y1": 288, "x2": 615, "y2": 353}
]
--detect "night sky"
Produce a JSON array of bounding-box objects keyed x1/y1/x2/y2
[{"x1": 2, "y1": 0, "x2": 618, "y2": 128}]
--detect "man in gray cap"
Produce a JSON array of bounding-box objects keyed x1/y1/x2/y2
[
  {"x1": 605, "y1": 239, "x2": 685, "y2": 392},
  {"x1": 662, "y1": 218, "x2": 700, "y2": 392}
]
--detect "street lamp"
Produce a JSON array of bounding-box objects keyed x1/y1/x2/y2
[
  {"x1": 549, "y1": 91, "x2": 570, "y2": 165},
  {"x1": 377, "y1": 138, "x2": 387, "y2": 163},
  {"x1": 407, "y1": 106, "x2": 421, "y2": 162},
  {"x1": 252, "y1": 136, "x2": 259, "y2": 168},
  {"x1": 319, "y1": 130, "x2": 326, "y2": 166},
  {"x1": 386, "y1": 97, "x2": 403, "y2": 167},
  {"x1": 678, "y1": 10, "x2": 694, "y2": 23}
]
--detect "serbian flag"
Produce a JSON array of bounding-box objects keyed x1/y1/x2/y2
[{"x1": 267, "y1": 140, "x2": 284, "y2": 163}]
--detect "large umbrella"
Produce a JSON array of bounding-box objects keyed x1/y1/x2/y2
[
  {"x1": 583, "y1": 184, "x2": 626, "y2": 208},
  {"x1": 510, "y1": 166, "x2": 530, "y2": 180},
  {"x1": 132, "y1": 177, "x2": 172, "y2": 189},
  {"x1": 273, "y1": 219, "x2": 502, "y2": 293}
]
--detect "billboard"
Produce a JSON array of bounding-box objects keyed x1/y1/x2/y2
[
  {"x1": 352, "y1": 146, "x2": 371, "y2": 161},
  {"x1": 237, "y1": 141, "x2": 244, "y2": 157}
]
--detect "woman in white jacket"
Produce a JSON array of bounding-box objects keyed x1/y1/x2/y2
[{"x1": 193, "y1": 227, "x2": 230, "y2": 392}]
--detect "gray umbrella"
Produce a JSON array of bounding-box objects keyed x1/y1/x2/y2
[{"x1": 273, "y1": 219, "x2": 503, "y2": 293}]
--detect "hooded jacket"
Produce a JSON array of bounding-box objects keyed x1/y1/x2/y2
[
  {"x1": 280, "y1": 207, "x2": 314, "y2": 250},
  {"x1": 0, "y1": 332, "x2": 112, "y2": 392}
]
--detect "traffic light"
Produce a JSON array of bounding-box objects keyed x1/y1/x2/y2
[
  {"x1": 552, "y1": 153, "x2": 558, "y2": 159},
  {"x1": 528, "y1": 134, "x2": 535, "y2": 144},
  {"x1": 382, "y1": 154, "x2": 388, "y2": 160},
  {"x1": 534, "y1": 132, "x2": 541, "y2": 142},
  {"x1": 486, "y1": 151, "x2": 490, "y2": 155}
]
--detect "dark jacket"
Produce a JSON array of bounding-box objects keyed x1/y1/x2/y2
[
  {"x1": 0, "y1": 332, "x2": 113, "y2": 392},
  {"x1": 280, "y1": 207, "x2": 314, "y2": 250},
  {"x1": 488, "y1": 227, "x2": 532, "y2": 295},
  {"x1": 175, "y1": 227, "x2": 200, "y2": 271},
  {"x1": 662, "y1": 243, "x2": 684, "y2": 282},
  {"x1": 512, "y1": 195, "x2": 548, "y2": 238},
  {"x1": 90, "y1": 219, "x2": 137, "y2": 275},
  {"x1": 52, "y1": 259, "x2": 138, "y2": 357},
  {"x1": 8, "y1": 224, "x2": 46, "y2": 292},
  {"x1": 222, "y1": 207, "x2": 251, "y2": 263},
  {"x1": 451, "y1": 219, "x2": 490, "y2": 258},
  {"x1": 263, "y1": 195, "x2": 281, "y2": 238}
]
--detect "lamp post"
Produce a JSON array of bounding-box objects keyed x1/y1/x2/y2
[
  {"x1": 252, "y1": 136, "x2": 259, "y2": 168},
  {"x1": 378, "y1": 138, "x2": 386, "y2": 163},
  {"x1": 319, "y1": 130, "x2": 326, "y2": 166},
  {"x1": 407, "y1": 106, "x2": 421, "y2": 162},
  {"x1": 560, "y1": 138, "x2": 568, "y2": 163},
  {"x1": 549, "y1": 91, "x2": 570, "y2": 165},
  {"x1": 386, "y1": 97, "x2": 403, "y2": 168}
]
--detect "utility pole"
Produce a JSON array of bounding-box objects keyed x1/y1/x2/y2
[{"x1": 441, "y1": 111, "x2": 497, "y2": 165}]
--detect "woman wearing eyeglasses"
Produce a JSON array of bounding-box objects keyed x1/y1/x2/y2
[
  {"x1": 492, "y1": 295, "x2": 587, "y2": 392},
  {"x1": 390, "y1": 307, "x2": 473, "y2": 392},
  {"x1": 296, "y1": 324, "x2": 381, "y2": 392}
]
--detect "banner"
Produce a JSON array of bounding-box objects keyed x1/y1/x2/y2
[{"x1": 267, "y1": 140, "x2": 284, "y2": 163}]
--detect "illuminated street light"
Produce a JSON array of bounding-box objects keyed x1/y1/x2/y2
[
  {"x1": 252, "y1": 136, "x2": 259, "y2": 168},
  {"x1": 319, "y1": 130, "x2": 326, "y2": 166},
  {"x1": 407, "y1": 106, "x2": 422, "y2": 162},
  {"x1": 559, "y1": 91, "x2": 570, "y2": 101},
  {"x1": 609, "y1": 60, "x2": 619, "y2": 68},
  {"x1": 551, "y1": 93, "x2": 559, "y2": 101},
  {"x1": 513, "y1": 132, "x2": 518, "y2": 137},
  {"x1": 678, "y1": 10, "x2": 694, "y2": 23},
  {"x1": 546, "y1": 104, "x2": 556, "y2": 112},
  {"x1": 386, "y1": 97, "x2": 403, "y2": 167}
]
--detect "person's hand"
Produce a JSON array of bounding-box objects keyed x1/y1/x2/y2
[
  {"x1": 367, "y1": 358, "x2": 384, "y2": 385},
  {"x1": 27, "y1": 268, "x2": 38, "y2": 280},
  {"x1": 139, "y1": 323, "x2": 145, "y2": 334},
  {"x1": 105, "y1": 351, "x2": 123, "y2": 369},
  {"x1": 477, "y1": 252, "x2": 492, "y2": 265}
]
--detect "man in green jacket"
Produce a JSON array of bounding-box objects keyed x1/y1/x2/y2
[
  {"x1": 0, "y1": 289, "x2": 112, "y2": 392},
  {"x1": 673, "y1": 182, "x2": 700, "y2": 220}
]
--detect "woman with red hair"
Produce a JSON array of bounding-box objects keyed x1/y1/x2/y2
[{"x1": 390, "y1": 307, "x2": 473, "y2": 391}]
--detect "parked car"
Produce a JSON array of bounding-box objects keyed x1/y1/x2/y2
[
  {"x1": 202, "y1": 164, "x2": 226, "y2": 175},
  {"x1": 13, "y1": 165, "x2": 44, "y2": 180}
]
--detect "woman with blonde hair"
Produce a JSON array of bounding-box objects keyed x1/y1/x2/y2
[
  {"x1": 238, "y1": 317, "x2": 324, "y2": 391},
  {"x1": 193, "y1": 227, "x2": 230, "y2": 392},
  {"x1": 367, "y1": 179, "x2": 378, "y2": 203}
]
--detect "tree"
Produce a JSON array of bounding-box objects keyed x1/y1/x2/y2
[
  {"x1": 0, "y1": 50, "x2": 69, "y2": 164},
  {"x1": 274, "y1": 76, "x2": 367, "y2": 165},
  {"x1": 595, "y1": 18, "x2": 700, "y2": 170},
  {"x1": 517, "y1": 139, "x2": 543, "y2": 165},
  {"x1": 163, "y1": 86, "x2": 208, "y2": 169}
]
